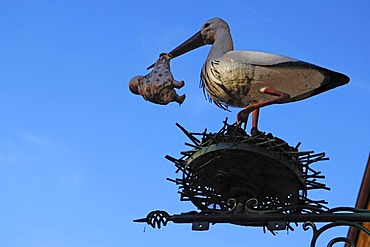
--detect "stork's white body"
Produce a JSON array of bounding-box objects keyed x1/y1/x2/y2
[
  {"x1": 166, "y1": 17, "x2": 349, "y2": 130},
  {"x1": 199, "y1": 18, "x2": 348, "y2": 109}
]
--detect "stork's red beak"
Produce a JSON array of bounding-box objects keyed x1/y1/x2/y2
[{"x1": 147, "y1": 31, "x2": 205, "y2": 70}]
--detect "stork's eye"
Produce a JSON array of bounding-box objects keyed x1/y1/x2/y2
[{"x1": 203, "y1": 23, "x2": 211, "y2": 28}]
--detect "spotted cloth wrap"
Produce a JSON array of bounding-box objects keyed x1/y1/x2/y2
[{"x1": 129, "y1": 53, "x2": 186, "y2": 105}]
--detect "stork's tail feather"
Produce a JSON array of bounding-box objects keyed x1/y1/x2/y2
[{"x1": 312, "y1": 70, "x2": 350, "y2": 97}]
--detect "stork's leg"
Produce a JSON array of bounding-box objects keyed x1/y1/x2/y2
[
  {"x1": 237, "y1": 87, "x2": 290, "y2": 133},
  {"x1": 250, "y1": 108, "x2": 260, "y2": 136}
]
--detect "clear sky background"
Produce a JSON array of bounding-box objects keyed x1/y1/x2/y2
[{"x1": 0, "y1": 0, "x2": 369, "y2": 246}]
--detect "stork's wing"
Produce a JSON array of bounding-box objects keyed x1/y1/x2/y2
[
  {"x1": 223, "y1": 50, "x2": 349, "y2": 101},
  {"x1": 224, "y1": 50, "x2": 299, "y2": 66}
]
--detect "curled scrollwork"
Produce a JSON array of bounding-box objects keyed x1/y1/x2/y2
[
  {"x1": 226, "y1": 198, "x2": 238, "y2": 213},
  {"x1": 327, "y1": 237, "x2": 355, "y2": 247},
  {"x1": 303, "y1": 221, "x2": 370, "y2": 247},
  {"x1": 226, "y1": 197, "x2": 277, "y2": 215},
  {"x1": 145, "y1": 210, "x2": 170, "y2": 229},
  {"x1": 303, "y1": 221, "x2": 318, "y2": 234},
  {"x1": 227, "y1": 196, "x2": 328, "y2": 215}
]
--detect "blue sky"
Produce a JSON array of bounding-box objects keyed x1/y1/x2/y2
[{"x1": 0, "y1": 0, "x2": 369, "y2": 246}]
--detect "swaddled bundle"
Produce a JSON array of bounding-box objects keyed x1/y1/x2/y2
[{"x1": 129, "y1": 53, "x2": 186, "y2": 105}]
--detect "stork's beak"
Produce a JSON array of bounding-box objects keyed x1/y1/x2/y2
[
  {"x1": 168, "y1": 31, "x2": 205, "y2": 59},
  {"x1": 147, "y1": 31, "x2": 205, "y2": 70}
]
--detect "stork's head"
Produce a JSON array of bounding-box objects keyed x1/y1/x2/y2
[
  {"x1": 200, "y1": 18, "x2": 230, "y2": 44},
  {"x1": 168, "y1": 17, "x2": 230, "y2": 58}
]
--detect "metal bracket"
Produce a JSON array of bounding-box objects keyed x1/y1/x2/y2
[
  {"x1": 192, "y1": 222, "x2": 210, "y2": 231},
  {"x1": 268, "y1": 221, "x2": 287, "y2": 231}
]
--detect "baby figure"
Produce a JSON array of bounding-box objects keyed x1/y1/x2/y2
[{"x1": 129, "y1": 53, "x2": 186, "y2": 105}]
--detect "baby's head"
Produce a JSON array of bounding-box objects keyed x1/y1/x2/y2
[{"x1": 128, "y1": 75, "x2": 143, "y2": 95}]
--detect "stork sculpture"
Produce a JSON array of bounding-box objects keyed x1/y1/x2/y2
[{"x1": 149, "y1": 17, "x2": 349, "y2": 134}]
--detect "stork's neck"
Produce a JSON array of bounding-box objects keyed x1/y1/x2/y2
[{"x1": 206, "y1": 29, "x2": 234, "y2": 62}]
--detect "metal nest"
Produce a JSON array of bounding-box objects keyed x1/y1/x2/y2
[{"x1": 165, "y1": 118, "x2": 329, "y2": 214}]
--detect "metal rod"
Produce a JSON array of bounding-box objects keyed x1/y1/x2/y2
[
  {"x1": 134, "y1": 212, "x2": 370, "y2": 228},
  {"x1": 166, "y1": 212, "x2": 370, "y2": 224}
]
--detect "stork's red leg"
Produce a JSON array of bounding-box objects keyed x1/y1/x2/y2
[
  {"x1": 250, "y1": 109, "x2": 260, "y2": 136},
  {"x1": 237, "y1": 87, "x2": 290, "y2": 133}
]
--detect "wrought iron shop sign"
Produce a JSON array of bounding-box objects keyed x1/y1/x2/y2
[{"x1": 130, "y1": 17, "x2": 369, "y2": 247}]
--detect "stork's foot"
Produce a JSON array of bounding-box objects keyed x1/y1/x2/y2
[{"x1": 250, "y1": 127, "x2": 262, "y2": 136}]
